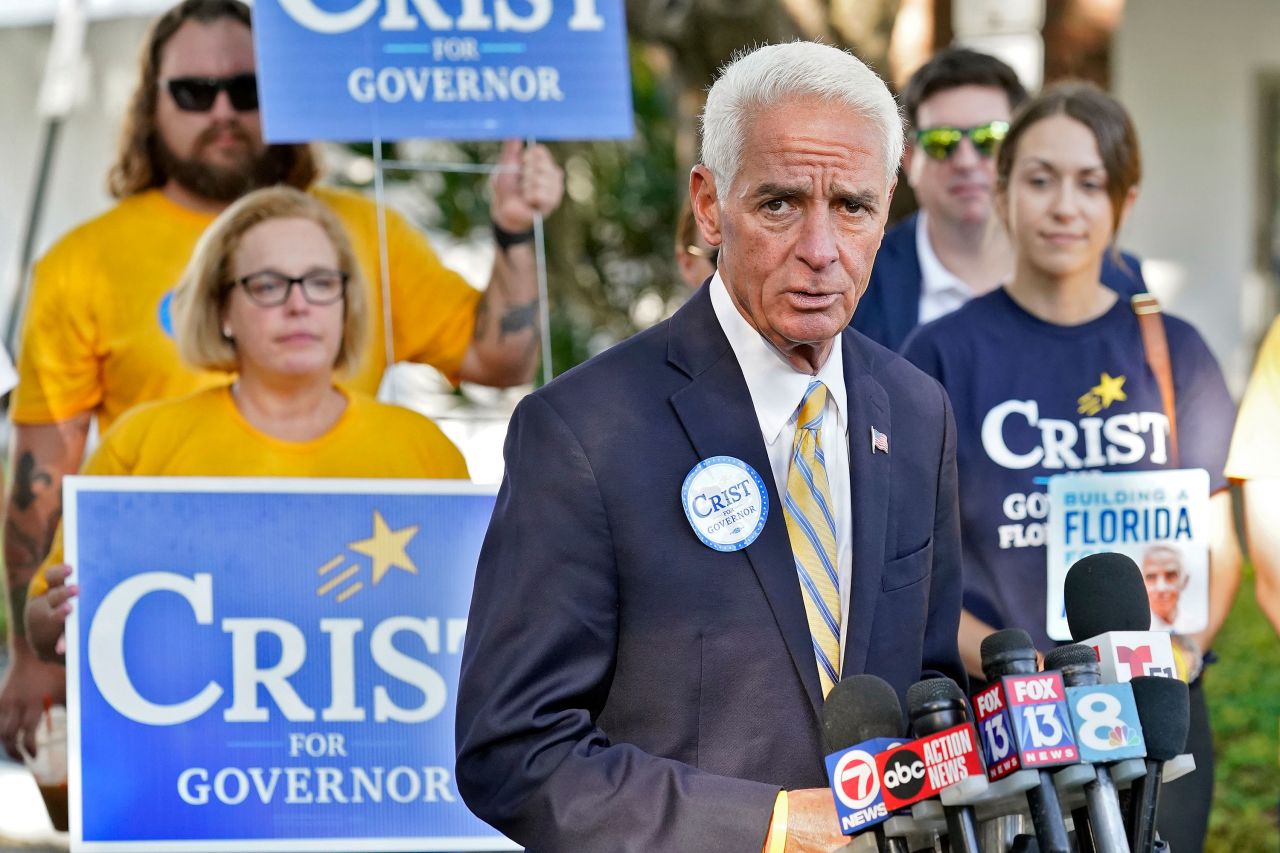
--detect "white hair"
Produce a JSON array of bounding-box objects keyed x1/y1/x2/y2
[{"x1": 700, "y1": 41, "x2": 904, "y2": 189}]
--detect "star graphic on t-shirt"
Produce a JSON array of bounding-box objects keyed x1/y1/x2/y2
[{"x1": 1077, "y1": 372, "x2": 1128, "y2": 415}]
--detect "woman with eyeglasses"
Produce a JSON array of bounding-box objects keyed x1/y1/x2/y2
[
  {"x1": 24, "y1": 186, "x2": 467, "y2": 656},
  {"x1": 903, "y1": 82, "x2": 1239, "y2": 850}
]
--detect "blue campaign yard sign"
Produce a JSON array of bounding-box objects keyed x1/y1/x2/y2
[
  {"x1": 252, "y1": 0, "x2": 634, "y2": 142},
  {"x1": 63, "y1": 477, "x2": 514, "y2": 852}
]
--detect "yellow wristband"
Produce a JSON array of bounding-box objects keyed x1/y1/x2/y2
[{"x1": 765, "y1": 790, "x2": 788, "y2": 853}]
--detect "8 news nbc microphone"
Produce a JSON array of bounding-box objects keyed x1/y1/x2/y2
[{"x1": 820, "y1": 552, "x2": 1193, "y2": 852}]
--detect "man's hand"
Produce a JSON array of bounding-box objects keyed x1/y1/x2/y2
[
  {"x1": 489, "y1": 139, "x2": 564, "y2": 233},
  {"x1": 459, "y1": 141, "x2": 565, "y2": 388},
  {"x1": 25, "y1": 564, "x2": 76, "y2": 663},
  {"x1": 783, "y1": 788, "x2": 849, "y2": 853},
  {"x1": 0, "y1": 644, "x2": 65, "y2": 760}
]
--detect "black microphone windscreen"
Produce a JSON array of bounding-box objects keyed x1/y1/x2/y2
[
  {"x1": 821, "y1": 674, "x2": 904, "y2": 754},
  {"x1": 1042, "y1": 643, "x2": 1099, "y2": 672},
  {"x1": 1064, "y1": 552, "x2": 1151, "y2": 640},
  {"x1": 980, "y1": 628, "x2": 1037, "y2": 678},
  {"x1": 1129, "y1": 675, "x2": 1190, "y2": 761},
  {"x1": 905, "y1": 677, "x2": 966, "y2": 718}
]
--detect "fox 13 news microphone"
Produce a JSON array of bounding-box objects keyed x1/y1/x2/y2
[
  {"x1": 1125, "y1": 675, "x2": 1190, "y2": 853},
  {"x1": 880, "y1": 678, "x2": 985, "y2": 853},
  {"x1": 1065, "y1": 553, "x2": 1177, "y2": 682},
  {"x1": 1044, "y1": 643, "x2": 1147, "y2": 853},
  {"x1": 974, "y1": 629, "x2": 1077, "y2": 853},
  {"x1": 821, "y1": 674, "x2": 910, "y2": 853}
]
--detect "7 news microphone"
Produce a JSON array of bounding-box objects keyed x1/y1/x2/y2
[
  {"x1": 821, "y1": 673, "x2": 911, "y2": 853},
  {"x1": 822, "y1": 675, "x2": 992, "y2": 853},
  {"x1": 974, "y1": 629, "x2": 1075, "y2": 853}
]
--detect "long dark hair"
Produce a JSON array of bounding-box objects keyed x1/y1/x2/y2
[
  {"x1": 106, "y1": 0, "x2": 317, "y2": 199},
  {"x1": 996, "y1": 81, "x2": 1141, "y2": 236}
]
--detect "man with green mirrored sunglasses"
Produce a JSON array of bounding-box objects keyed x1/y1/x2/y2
[{"x1": 852, "y1": 48, "x2": 1147, "y2": 351}]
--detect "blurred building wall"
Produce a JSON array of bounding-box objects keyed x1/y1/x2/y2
[
  {"x1": 1114, "y1": 0, "x2": 1280, "y2": 391},
  {"x1": 0, "y1": 15, "x2": 150, "y2": 332}
]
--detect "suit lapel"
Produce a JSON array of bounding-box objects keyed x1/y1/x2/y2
[
  {"x1": 841, "y1": 333, "x2": 891, "y2": 678},
  {"x1": 668, "y1": 289, "x2": 825, "y2": 720}
]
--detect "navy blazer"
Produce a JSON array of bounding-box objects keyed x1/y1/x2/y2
[
  {"x1": 456, "y1": 285, "x2": 966, "y2": 852},
  {"x1": 852, "y1": 213, "x2": 1150, "y2": 352}
]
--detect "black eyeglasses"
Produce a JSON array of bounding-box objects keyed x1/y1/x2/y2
[
  {"x1": 233, "y1": 271, "x2": 348, "y2": 307},
  {"x1": 914, "y1": 121, "x2": 1010, "y2": 161},
  {"x1": 164, "y1": 74, "x2": 259, "y2": 112}
]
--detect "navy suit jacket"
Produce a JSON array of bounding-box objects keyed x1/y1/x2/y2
[
  {"x1": 456, "y1": 285, "x2": 965, "y2": 852},
  {"x1": 852, "y1": 213, "x2": 1150, "y2": 352}
]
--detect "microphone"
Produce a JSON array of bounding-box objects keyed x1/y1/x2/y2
[
  {"x1": 975, "y1": 629, "x2": 1075, "y2": 853},
  {"x1": 821, "y1": 674, "x2": 909, "y2": 851},
  {"x1": 1125, "y1": 675, "x2": 1190, "y2": 853},
  {"x1": 1065, "y1": 553, "x2": 1177, "y2": 681},
  {"x1": 1045, "y1": 643, "x2": 1146, "y2": 853},
  {"x1": 899, "y1": 678, "x2": 984, "y2": 853}
]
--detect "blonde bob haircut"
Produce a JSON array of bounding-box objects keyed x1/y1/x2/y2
[{"x1": 174, "y1": 186, "x2": 368, "y2": 374}]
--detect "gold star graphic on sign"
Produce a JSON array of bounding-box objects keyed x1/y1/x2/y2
[
  {"x1": 1077, "y1": 372, "x2": 1128, "y2": 415},
  {"x1": 347, "y1": 510, "x2": 419, "y2": 586}
]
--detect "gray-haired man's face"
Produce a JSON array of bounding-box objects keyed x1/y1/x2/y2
[{"x1": 691, "y1": 94, "x2": 894, "y2": 371}]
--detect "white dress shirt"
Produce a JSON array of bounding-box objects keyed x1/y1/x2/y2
[
  {"x1": 709, "y1": 274, "x2": 854, "y2": 650},
  {"x1": 916, "y1": 211, "x2": 976, "y2": 326}
]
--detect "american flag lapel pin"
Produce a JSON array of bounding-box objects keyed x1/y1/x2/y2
[{"x1": 870, "y1": 426, "x2": 889, "y2": 454}]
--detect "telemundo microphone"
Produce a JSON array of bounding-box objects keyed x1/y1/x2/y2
[
  {"x1": 1125, "y1": 675, "x2": 1190, "y2": 853},
  {"x1": 1065, "y1": 553, "x2": 1177, "y2": 682},
  {"x1": 821, "y1": 674, "x2": 910, "y2": 853},
  {"x1": 973, "y1": 629, "x2": 1076, "y2": 853},
  {"x1": 1044, "y1": 643, "x2": 1146, "y2": 853},
  {"x1": 880, "y1": 678, "x2": 985, "y2": 853}
]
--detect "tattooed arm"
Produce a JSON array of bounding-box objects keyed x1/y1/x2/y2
[
  {"x1": 456, "y1": 140, "x2": 564, "y2": 387},
  {"x1": 0, "y1": 414, "x2": 90, "y2": 758}
]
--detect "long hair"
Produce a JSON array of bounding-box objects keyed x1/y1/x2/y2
[{"x1": 107, "y1": 0, "x2": 317, "y2": 199}]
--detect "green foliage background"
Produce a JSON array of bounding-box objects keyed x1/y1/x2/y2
[{"x1": 1205, "y1": 562, "x2": 1280, "y2": 851}]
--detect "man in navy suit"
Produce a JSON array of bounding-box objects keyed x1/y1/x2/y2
[
  {"x1": 853, "y1": 48, "x2": 1145, "y2": 352},
  {"x1": 457, "y1": 42, "x2": 964, "y2": 853}
]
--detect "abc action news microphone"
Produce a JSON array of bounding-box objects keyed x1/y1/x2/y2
[
  {"x1": 974, "y1": 629, "x2": 1076, "y2": 853},
  {"x1": 1065, "y1": 553, "x2": 1177, "y2": 682},
  {"x1": 1044, "y1": 643, "x2": 1147, "y2": 853},
  {"x1": 879, "y1": 679, "x2": 986, "y2": 853},
  {"x1": 821, "y1": 674, "x2": 911, "y2": 852}
]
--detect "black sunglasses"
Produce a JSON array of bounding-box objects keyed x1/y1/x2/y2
[{"x1": 164, "y1": 74, "x2": 259, "y2": 112}]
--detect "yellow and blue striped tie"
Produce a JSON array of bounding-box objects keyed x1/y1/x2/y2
[{"x1": 784, "y1": 380, "x2": 842, "y2": 698}]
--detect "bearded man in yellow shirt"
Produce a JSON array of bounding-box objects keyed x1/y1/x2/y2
[{"x1": 0, "y1": 0, "x2": 563, "y2": 759}]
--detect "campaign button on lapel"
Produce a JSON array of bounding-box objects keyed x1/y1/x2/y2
[{"x1": 681, "y1": 456, "x2": 769, "y2": 552}]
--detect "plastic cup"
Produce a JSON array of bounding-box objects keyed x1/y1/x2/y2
[{"x1": 19, "y1": 705, "x2": 68, "y2": 832}]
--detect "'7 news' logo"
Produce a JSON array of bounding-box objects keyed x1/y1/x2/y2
[{"x1": 825, "y1": 738, "x2": 901, "y2": 834}]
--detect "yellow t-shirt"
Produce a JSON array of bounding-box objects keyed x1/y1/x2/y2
[
  {"x1": 29, "y1": 383, "x2": 468, "y2": 596},
  {"x1": 1226, "y1": 316, "x2": 1280, "y2": 479},
  {"x1": 13, "y1": 186, "x2": 481, "y2": 432}
]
